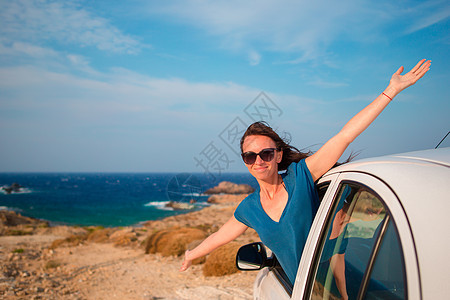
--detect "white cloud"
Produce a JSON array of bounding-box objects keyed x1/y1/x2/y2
[
  {"x1": 0, "y1": 63, "x2": 287, "y2": 171},
  {"x1": 307, "y1": 78, "x2": 349, "y2": 88},
  {"x1": 66, "y1": 54, "x2": 90, "y2": 67},
  {"x1": 248, "y1": 50, "x2": 261, "y2": 66},
  {"x1": 0, "y1": 40, "x2": 103, "y2": 77},
  {"x1": 404, "y1": 2, "x2": 450, "y2": 34},
  {"x1": 0, "y1": 64, "x2": 263, "y2": 126},
  {"x1": 0, "y1": 0, "x2": 142, "y2": 54},
  {"x1": 145, "y1": 0, "x2": 449, "y2": 64},
  {"x1": 146, "y1": 0, "x2": 381, "y2": 62},
  {"x1": 0, "y1": 41, "x2": 58, "y2": 57}
]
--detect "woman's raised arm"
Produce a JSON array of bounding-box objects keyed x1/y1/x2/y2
[
  {"x1": 179, "y1": 215, "x2": 248, "y2": 272},
  {"x1": 306, "y1": 59, "x2": 431, "y2": 181}
]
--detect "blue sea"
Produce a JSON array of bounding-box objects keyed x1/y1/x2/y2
[{"x1": 0, "y1": 173, "x2": 257, "y2": 227}]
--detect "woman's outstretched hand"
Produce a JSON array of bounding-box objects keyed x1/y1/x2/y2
[
  {"x1": 387, "y1": 59, "x2": 431, "y2": 96},
  {"x1": 179, "y1": 250, "x2": 192, "y2": 272}
]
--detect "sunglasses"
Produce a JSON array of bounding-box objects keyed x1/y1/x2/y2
[{"x1": 241, "y1": 148, "x2": 279, "y2": 165}]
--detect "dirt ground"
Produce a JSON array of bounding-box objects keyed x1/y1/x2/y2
[{"x1": 0, "y1": 201, "x2": 260, "y2": 300}]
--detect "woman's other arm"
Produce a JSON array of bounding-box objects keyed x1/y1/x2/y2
[
  {"x1": 179, "y1": 215, "x2": 248, "y2": 271},
  {"x1": 306, "y1": 59, "x2": 431, "y2": 181}
]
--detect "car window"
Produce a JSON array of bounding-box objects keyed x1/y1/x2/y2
[
  {"x1": 309, "y1": 182, "x2": 400, "y2": 300},
  {"x1": 363, "y1": 220, "x2": 406, "y2": 299}
]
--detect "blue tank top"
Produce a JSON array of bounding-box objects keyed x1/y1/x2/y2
[{"x1": 234, "y1": 159, "x2": 319, "y2": 285}]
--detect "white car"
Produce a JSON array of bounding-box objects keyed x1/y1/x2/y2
[{"x1": 236, "y1": 147, "x2": 450, "y2": 300}]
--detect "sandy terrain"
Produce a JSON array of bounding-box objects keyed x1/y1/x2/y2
[{"x1": 0, "y1": 197, "x2": 260, "y2": 300}]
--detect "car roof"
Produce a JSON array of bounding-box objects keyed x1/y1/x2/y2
[
  {"x1": 323, "y1": 147, "x2": 450, "y2": 297},
  {"x1": 327, "y1": 147, "x2": 450, "y2": 173}
]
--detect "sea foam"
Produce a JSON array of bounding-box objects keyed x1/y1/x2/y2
[
  {"x1": 144, "y1": 201, "x2": 174, "y2": 211},
  {"x1": 0, "y1": 187, "x2": 32, "y2": 195}
]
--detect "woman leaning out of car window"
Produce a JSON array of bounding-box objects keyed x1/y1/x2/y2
[{"x1": 179, "y1": 59, "x2": 431, "y2": 287}]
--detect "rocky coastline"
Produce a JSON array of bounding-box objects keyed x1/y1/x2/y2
[{"x1": 0, "y1": 182, "x2": 259, "y2": 300}]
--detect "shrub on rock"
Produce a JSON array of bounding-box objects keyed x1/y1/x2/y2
[
  {"x1": 50, "y1": 233, "x2": 88, "y2": 249},
  {"x1": 202, "y1": 242, "x2": 241, "y2": 277},
  {"x1": 110, "y1": 228, "x2": 138, "y2": 247},
  {"x1": 87, "y1": 227, "x2": 115, "y2": 243},
  {"x1": 187, "y1": 239, "x2": 206, "y2": 265},
  {"x1": 145, "y1": 227, "x2": 206, "y2": 257}
]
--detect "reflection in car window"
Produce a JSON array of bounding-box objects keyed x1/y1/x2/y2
[
  {"x1": 364, "y1": 220, "x2": 406, "y2": 299},
  {"x1": 317, "y1": 181, "x2": 330, "y2": 202},
  {"x1": 310, "y1": 183, "x2": 387, "y2": 300}
]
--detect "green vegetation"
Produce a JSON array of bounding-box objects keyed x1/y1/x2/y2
[
  {"x1": 45, "y1": 260, "x2": 61, "y2": 269},
  {"x1": 6, "y1": 229, "x2": 32, "y2": 236}
]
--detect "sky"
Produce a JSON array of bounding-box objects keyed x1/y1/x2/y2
[{"x1": 0, "y1": 0, "x2": 449, "y2": 173}]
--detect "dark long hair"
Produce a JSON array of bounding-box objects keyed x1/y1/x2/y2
[{"x1": 240, "y1": 121, "x2": 312, "y2": 171}]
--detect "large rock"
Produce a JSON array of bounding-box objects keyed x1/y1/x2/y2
[
  {"x1": 207, "y1": 194, "x2": 248, "y2": 204},
  {"x1": 0, "y1": 210, "x2": 49, "y2": 236},
  {"x1": 204, "y1": 181, "x2": 254, "y2": 195},
  {"x1": 1, "y1": 183, "x2": 24, "y2": 194},
  {"x1": 165, "y1": 201, "x2": 195, "y2": 210},
  {"x1": 0, "y1": 210, "x2": 46, "y2": 227}
]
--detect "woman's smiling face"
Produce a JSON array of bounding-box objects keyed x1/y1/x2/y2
[{"x1": 242, "y1": 135, "x2": 282, "y2": 181}]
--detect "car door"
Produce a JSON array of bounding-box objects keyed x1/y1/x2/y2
[{"x1": 292, "y1": 172, "x2": 420, "y2": 300}]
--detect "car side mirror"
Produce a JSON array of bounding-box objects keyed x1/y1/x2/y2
[{"x1": 236, "y1": 242, "x2": 274, "y2": 271}]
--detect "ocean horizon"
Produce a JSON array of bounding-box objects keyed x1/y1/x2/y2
[{"x1": 0, "y1": 172, "x2": 258, "y2": 227}]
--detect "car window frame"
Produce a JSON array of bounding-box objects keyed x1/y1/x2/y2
[
  {"x1": 271, "y1": 255, "x2": 293, "y2": 296},
  {"x1": 291, "y1": 173, "x2": 341, "y2": 297},
  {"x1": 291, "y1": 172, "x2": 421, "y2": 300}
]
